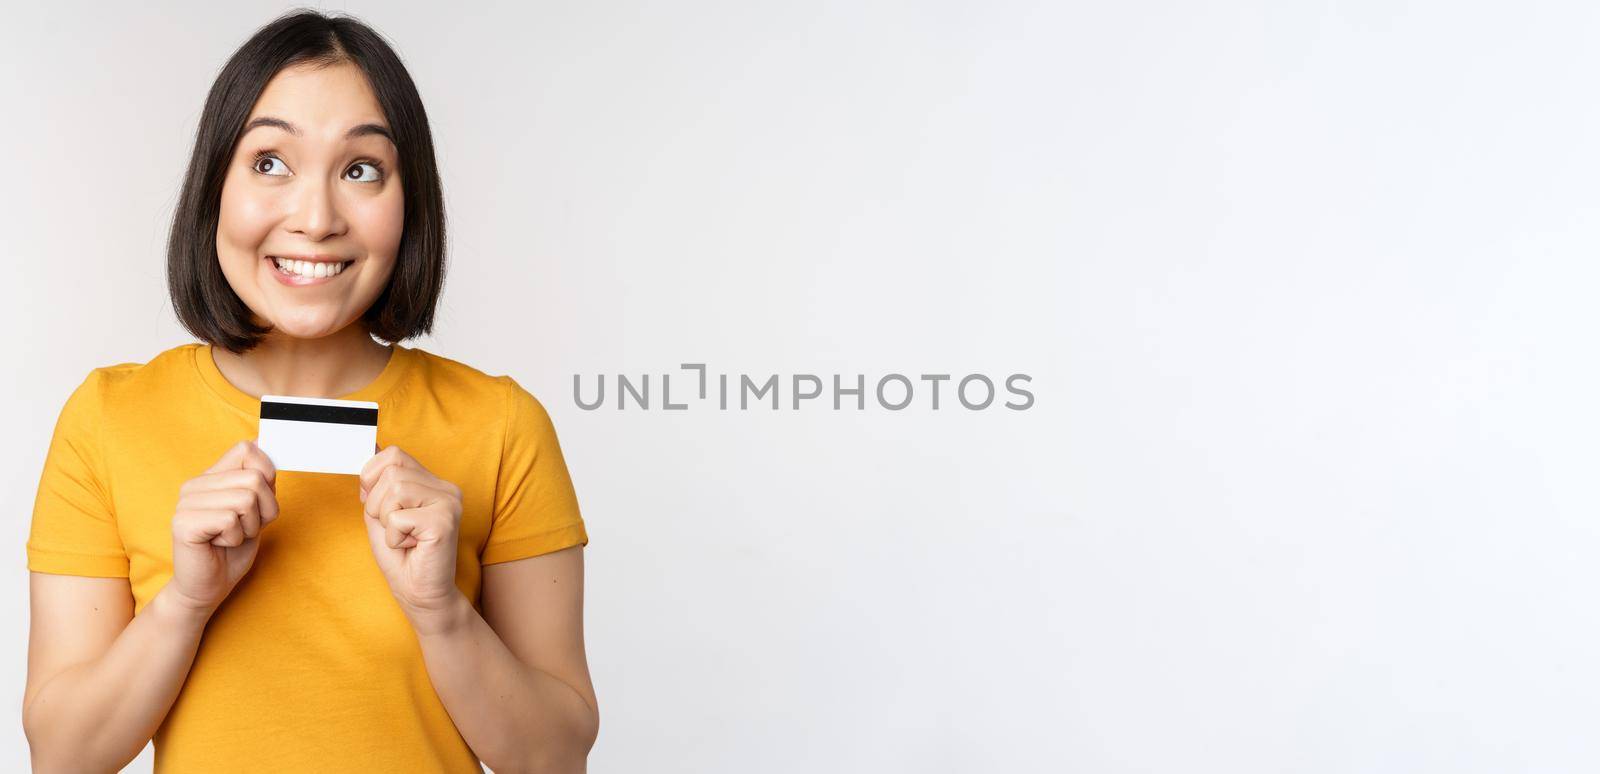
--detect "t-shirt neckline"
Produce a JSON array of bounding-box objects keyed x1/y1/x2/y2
[{"x1": 193, "y1": 341, "x2": 416, "y2": 417}]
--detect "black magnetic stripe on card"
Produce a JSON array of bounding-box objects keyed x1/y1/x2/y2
[{"x1": 259, "y1": 401, "x2": 378, "y2": 426}]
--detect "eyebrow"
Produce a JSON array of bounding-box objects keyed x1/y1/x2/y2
[{"x1": 241, "y1": 116, "x2": 394, "y2": 142}]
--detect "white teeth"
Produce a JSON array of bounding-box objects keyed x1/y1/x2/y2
[{"x1": 272, "y1": 257, "x2": 346, "y2": 279}]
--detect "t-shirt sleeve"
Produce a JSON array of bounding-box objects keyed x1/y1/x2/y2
[
  {"x1": 27, "y1": 369, "x2": 129, "y2": 578},
  {"x1": 480, "y1": 376, "x2": 589, "y2": 565}
]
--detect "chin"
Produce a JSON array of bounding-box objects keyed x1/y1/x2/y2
[{"x1": 266, "y1": 313, "x2": 354, "y2": 340}]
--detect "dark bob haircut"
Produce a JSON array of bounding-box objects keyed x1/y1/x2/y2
[{"x1": 167, "y1": 9, "x2": 446, "y2": 353}]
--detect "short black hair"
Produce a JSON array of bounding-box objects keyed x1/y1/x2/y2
[{"x1": 167, "y1": 9, "x2": 446, "y2": 352}]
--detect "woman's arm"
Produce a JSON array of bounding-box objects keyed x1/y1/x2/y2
[
  {"x1": 408, "y1": 545, "x2": 599, "y2": 774},
  {"x1": 359, "y1": 445, "x2": 597, "y2": 773},
  {"x1": 23, "y1": 574, "x2": 216, "y2": 772},
  {"x1": 25, "y1": 440, "x2": 277, "y2": 772}
]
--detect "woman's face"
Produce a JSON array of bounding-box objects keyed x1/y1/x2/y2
[{"x1": 216, "y1": 61, "x2": 404, "y2": 340}]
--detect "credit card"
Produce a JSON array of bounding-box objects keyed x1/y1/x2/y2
[{"x1": 257, "y1": 395, "x2": 379, "y2": 475}]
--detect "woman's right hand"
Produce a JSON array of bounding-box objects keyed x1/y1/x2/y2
[{"x1": 168, "y1": 439, "x2": 279, "y2": 614}]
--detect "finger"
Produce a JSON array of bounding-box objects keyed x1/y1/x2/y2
[
  {"x1": 359, "y1": 446, "x2": 404, "y2": 501},
  {"x1": 180, "y1": 470, "x2": 279, "y2": 526},
  {"x1": 363, "y1": 467, "x2": 395, "y2": 521},
  {"x1": 384, "y1": 509, "x2": 421, "y2": 550},
  {"x1": 369, "y1": 478, "x2": 406, "y2": 525},
  {"x1": 182, "y1": 469, "x2": 269, "y2": 498},
  {"x1": 172, "y1": 509, "x2": 221, "y2": 544},
  {"x1": 359, "y1": 446, "x2": 425, "y2": 501},
  {"x1": 207, "y1": 488, "x2": 263, "y2": 540},
  {"x1": 239, "y1": 507, "x2": 262, "y2": 540},
  {"x1": 390, "y1": 465, "x2": 457, "y2": 499},
  {"x1": 373, "y1": 479, "x2": 459, "y2": 554},
  {"x1": 240, "y1": 442, "x2": 278, "y2": 492},
  {"x1": 213, "y1": 519, "x2": 246, "y2": 548},
  {"x1": 364, "y1": 466, "x2": 426, "y2": 520},
  {"x1": 205, "y1": 440, "x2": 255, "y2": 474},
  {"x1": 368, "y1": 467, "x2": 449, "y2": 508},
  {"x1": 235, "y1": 466, "x2": 279, "y2": 525},
  {"x1": 175, "y1": 509, "x2": 241, "y2": 546},
  {"x1": 179, "y1": 489, "x2": 256, "y2": 522},
  {"x1": 254, "y1": 468, "x2": 281, "y2": 525},
  {"x1": 369, "y1": 471, "x2": 447, "y2": 524}
]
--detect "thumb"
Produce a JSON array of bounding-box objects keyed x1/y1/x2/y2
[
  {"x1": 363, "y1": 512, "x2": 401, "y2": 564},
  {"x1": 206, "y1": 439, "x2": 255, "y2": 474}
]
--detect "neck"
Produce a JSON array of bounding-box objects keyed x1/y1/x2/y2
[{"x1": 212, "y1": 324, "x2": 394, "y2": 399}]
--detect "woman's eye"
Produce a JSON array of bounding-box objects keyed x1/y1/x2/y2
[
  {"x1": 344, "y1": 162, "x2": 383, "y2": 183},
  {"x1": 252, "y1": 154, "x2": 290, "y2": 176}
]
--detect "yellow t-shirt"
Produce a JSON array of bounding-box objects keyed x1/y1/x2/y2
[{"x1": 26, "y1": 342, "x2": 588, "y2": 772}]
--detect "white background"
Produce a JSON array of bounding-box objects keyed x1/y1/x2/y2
[{"x1": 2, "y1": 1, "x2": 1595, "y2": 771}]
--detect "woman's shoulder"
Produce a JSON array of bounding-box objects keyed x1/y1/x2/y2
[
  {"x1": 406, "y1": 350, "x2": 568, "y2": 474},
  {"x1": 52, "y1": 343, "x2": 207, "y2": 424},
  {"x1": 69, "y1": 343, "x2": 205, "y2": 396},
  {"x1": 403, "y1": 346, "x2": 553, "y2": 417}
]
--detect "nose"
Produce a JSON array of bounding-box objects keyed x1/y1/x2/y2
[{"x1": 283, "y1": 175, "x2": 348, "y2": 241}]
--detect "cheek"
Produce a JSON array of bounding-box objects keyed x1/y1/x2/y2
[
  {"x1": 217, "y1": 177, "x2": 278, "y2": 255},
  {"x1": 349, "y1": 190, "x2": 405, "y2": 261}
]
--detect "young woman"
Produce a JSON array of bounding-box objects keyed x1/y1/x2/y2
[{"x1": 22, "y1": 11, "x2": 598, "y2": 772}]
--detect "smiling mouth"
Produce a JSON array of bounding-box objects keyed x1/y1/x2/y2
[{"x1": 267, "y1": 255, "x2": 355, "y2": 280}]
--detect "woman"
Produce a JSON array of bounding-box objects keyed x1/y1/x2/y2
[{"x1": 22, "y1": 11, "x2": 598, "y2": 773}]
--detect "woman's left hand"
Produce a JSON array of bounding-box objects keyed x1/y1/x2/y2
[{"x1": 359, "y1": 445, "x2": 463, "y2": 623}]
